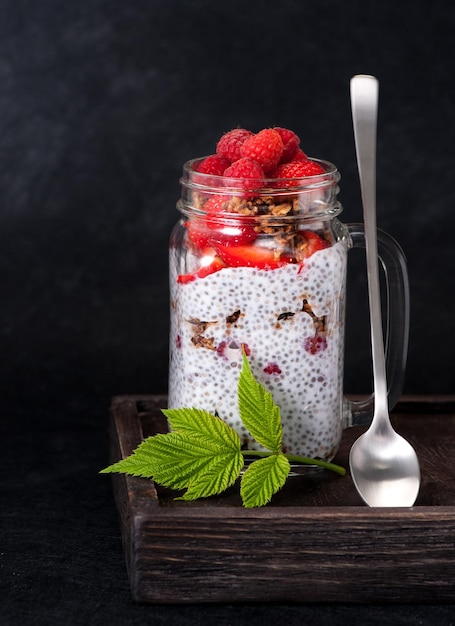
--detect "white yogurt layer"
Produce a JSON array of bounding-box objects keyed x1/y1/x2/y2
[{"x1": 168, "y1": 240, "x2": 348, "y2": 461}]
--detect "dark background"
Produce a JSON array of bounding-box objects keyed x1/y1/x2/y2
[{"x1": 2, "y1": 1, "x2": 455, "y2": 624}]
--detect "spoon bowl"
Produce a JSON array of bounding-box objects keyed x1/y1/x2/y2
[
  {"x1": 349, "y1": 74, "x2": 420, "y2": 507},
  {"x1": 349, "y1": 422, "x2": 421, "y2": 507}
]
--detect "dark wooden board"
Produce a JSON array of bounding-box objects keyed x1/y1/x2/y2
[{"x1": 108, "y1": 395, "x2": 455, "y2": 604}]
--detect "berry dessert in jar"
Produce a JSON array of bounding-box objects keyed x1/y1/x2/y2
[{"x1": 168, "y1": 126, "x2": 350, "y2": 463}]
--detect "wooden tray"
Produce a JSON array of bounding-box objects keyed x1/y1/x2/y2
[{"x1": 108, "y1": 394, "x2": 455, "y2": 604}]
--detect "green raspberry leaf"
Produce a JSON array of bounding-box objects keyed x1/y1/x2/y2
[
  {"x1": 179, "y1": 456, "x2": 241, "y2": 501},
  {"x1": 101, "y1": 409, "x2": 244, "y2": 498},
  {"x1": 101, "y1": 360, "x2": 346, "y2": 507},
  {"x1": 100, "y1": 435, "x2": 158, "y2": 478},
  {"x1": 240, "y1": 454, "x2": 291, "y2": 508},
  {"x1": 162, "y1": 406, "x2": 240, "y2": 449},
  {"x1": 238, "y1": 352, "x2": 283, "y2": 453}
]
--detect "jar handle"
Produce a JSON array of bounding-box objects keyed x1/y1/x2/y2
[{"x1": 344, "y1": 223, "x2": 410, "y2": 427}]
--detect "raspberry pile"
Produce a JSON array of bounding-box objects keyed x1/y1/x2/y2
[
  {"x1": 195, "y1": 126, "x2": 325, "y2": 186},
  {"x1": 178, "y1": 125, "x2": 332, "y2": 282}
]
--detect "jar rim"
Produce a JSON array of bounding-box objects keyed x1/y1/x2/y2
[
  {"x1": 181, "y1": 156, "x2": 340, "y2": 194},
  {"x1": 179, "y1": 156, "x2": 342, "y2": 221}
]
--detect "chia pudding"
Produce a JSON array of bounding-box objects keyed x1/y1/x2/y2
[
  {"x1": 169, "y1": 241, "x2": 347, "y2": 461},
  {"x1": 168, "y1": 126, "x2": 349, "y2": 462}
]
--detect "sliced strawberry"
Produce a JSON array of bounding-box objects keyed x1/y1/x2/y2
[
  {"x1": 204, "y1": 196, "x2": 257, "y2": 246},
  {"x1": 214, "y1": 243, "x2": 288, "y2": 269},
  {"x1": 188, "y1": 197, "x2": 258, "y2": 249},
  {"x1": 206, "y1": 216, "x2": 257, "y2": 247},
  {"x1": 177, "y1": 255, "x2": 226, "y2": 284},
  {"x1": 188, "y1": 216, "x2": 257, "y2": 249},
  {"x1": 196, "y1": 256, "x2": 226, "y2": 278},
  {"x1": 177, "y1": 273, "x2": 195, "y2": 284},
  {"x1": 300, "y1": 230, "x2": 330, "y2": 258}
]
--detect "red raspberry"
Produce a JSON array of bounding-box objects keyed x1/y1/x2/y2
[
  {"x1": 242, "y1": 343, "x2": 251, "y2": 356},
  {"x1": 270, "y1": 159, "x2": 326, "y2": 187},
  {"x1": 216, "y1": 128, "x2": 253, "y2": 162},
  {"x1": 274, "y1": 127, "x2": 300, "y2": 163},
  {"x1": 223, "y1": 157, "x2": 265, "y2": 189},
  {"x1": 196, "y1": 154, "x2": 230, "y2": 176},
  {"x1": 186, "y1": 217, "x2": 210, "y2": 249},
  {"x1": 292, "y1": 148, "x2": 309, "y2": 161},
  {"x1": 304, "y1": 333, "x2": 328, "y2": 355},
  {"x1": 263, "y1": 362, "x2": 282, "y2": 375},
  {"x1": 203, "y1": 195, "x2": 228, "y2": 213},
  {"x1": 240, "y1": 128, "x2": 284, "y2": 172},
  {"x1": 216, "y1": 340, "x2": 250, "y2": 359},
  {"x1": 300, "y1": 230, "x2": 330, "y2": 258}
]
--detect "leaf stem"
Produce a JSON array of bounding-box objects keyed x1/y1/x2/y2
[{"x1": 241, "y1": 450, "x2": 346, "y2": 476}]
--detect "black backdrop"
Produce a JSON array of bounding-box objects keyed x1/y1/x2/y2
[
  {"x1": 3, "y1": 0, "x2": 455, "y2": 409},
  {"x1": 2, "y1": 1, "x2": 455, "y2": 624}
]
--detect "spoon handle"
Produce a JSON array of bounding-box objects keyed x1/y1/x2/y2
[{"x1": 350, "y1": 75, "x2": 388, "y2": 408}]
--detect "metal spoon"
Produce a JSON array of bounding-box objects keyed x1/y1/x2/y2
[{"x1": 349, "y1": 74, "x2": 420, "y2": 507}]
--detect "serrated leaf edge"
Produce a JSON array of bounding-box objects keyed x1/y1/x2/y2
[
  {"x1": 240, "y1": 453, "x2": 291, "y2": 508},
  {"x1": 238, "y1": 353, "x2": 283, "y2": 453}
]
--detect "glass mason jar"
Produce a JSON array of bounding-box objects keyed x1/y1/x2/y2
[{"x1": 168, "y1": 158, "x2": 409, "y2": 462}]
